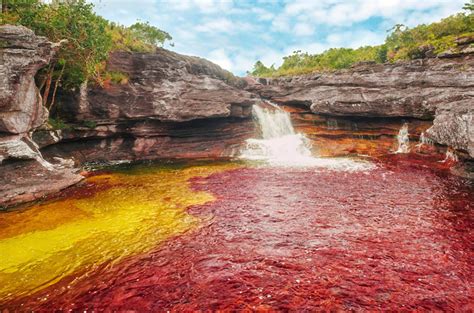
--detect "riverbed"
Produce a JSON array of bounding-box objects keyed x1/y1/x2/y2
[{"x1": 0, "y1": 154, "x2": 473, "y2": 311}]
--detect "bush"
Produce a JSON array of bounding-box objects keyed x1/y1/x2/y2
[{"x1": 48, "y1": 117, "x2": 71, "y2": 130}]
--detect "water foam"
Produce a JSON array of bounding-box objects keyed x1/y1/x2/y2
[
  {"x1": 395, "y1": 123, "x2": 410, "y2": 153},
  {"x1": 239, "y1": 103, "x2": 374, "y2": 171}
]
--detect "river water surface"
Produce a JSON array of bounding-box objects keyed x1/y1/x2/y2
[{"x1": 0, "y1": 105, "x2": 473, "y2": 311}]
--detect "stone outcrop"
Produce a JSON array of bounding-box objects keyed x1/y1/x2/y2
[
  {"x1": 0, "y1": 25, "x2": 83, "y2": 208},
  {"x1": 247, "y1": 54, "x2": 474, "y2": 159},
  {"x1": 426, "y1": 99, "x2": 473, "y2": 158},
  {"x1": 1, "y1": 24, "x2": 473, "y2": 206},
  {"x1": 43, "y1": 49, "x2": 259, "y2": 163},
  {"x1": 0, "y1": 25, "x2": 52, "y2": 134}
]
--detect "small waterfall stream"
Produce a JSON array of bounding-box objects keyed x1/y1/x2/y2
[
  {"x1": 240, "y1": 102, "x2": 374, "y2": 170},
  {"x1": 395, "y1": 123, "x2": 410, "y2": 153}
]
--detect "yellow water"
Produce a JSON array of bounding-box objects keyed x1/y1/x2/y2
[{"x1": 0, "y1": 162, "x2": 238, "y2": 302}]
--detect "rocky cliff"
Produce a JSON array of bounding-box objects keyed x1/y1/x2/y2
[
  {"x1": 246, "y1": 54, "x2": 474, "y2": 159},
  {"x1": 0, "y1": 25, "x2": 83, "y2": 207},
  {"x1": 0, "y1": 26, "x2": 258, "y2": 207},
  {"x1": 1, "y1": 25, "x2": 473, "y2": 207},
  {"x1": 36, "y1": 49, "x2": 259, "y2": 163}
]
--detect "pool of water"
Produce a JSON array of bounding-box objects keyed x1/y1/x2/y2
[{"x1": 0, "y1": 155, "x2": 472, "y2": 311}]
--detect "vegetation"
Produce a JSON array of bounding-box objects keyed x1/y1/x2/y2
[
  {"x1": 107, "y1": 21, "x2": 171, "y2": 53},
  {"x1": 48, "y1": 117, "x2": 71, "y2": 130},
  {"x1": 250, "y1": 3, "x2": 473, "y2": 77},
  {"x1": 0, "y1": 0, "x2": 171, "y2": 111}
]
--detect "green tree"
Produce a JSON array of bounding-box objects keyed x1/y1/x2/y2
[
  {"x1": 128, "y1": 21, "x2": 172, "y2": 48},
  {"x1": 464, "y1": 0, "x2": 474, "y2": 12},
  {"x1": 249, "y1": 61, "x2": 275, "y2": 76},
  {"x1": 1, "y1": 0, "x2": 112, "y2": 110}
]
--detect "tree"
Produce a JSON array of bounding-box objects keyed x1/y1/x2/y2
[
  {"x1": 250, "y1": 61, "x2": 275, "y2": 77},
  {"x1": 463, "y1": 0, "x2": 474, "y2": 12},
  {"x1": 1, "y1": 0, "x2": 112, "y2": 110},
  {"x1": 128, "y1": 21, "x2": 172, "y2": 48}
]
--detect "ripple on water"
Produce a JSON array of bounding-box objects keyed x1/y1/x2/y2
[
  {"x1": 2, "y1": 157, "x2": 472, "y2": 311},
  {"x1": 0, "y1": 162, "x2": 239, "y2": 303}
]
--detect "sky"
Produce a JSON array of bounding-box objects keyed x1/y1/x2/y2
[{"x1": 90, "y1": 0, "x2": 467, "y2": 76}]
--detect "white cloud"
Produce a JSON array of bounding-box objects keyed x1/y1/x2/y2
[
  {"x1": 251, "y1": 7, "x2": 275, "y2": 21},
  {"x1": 293, "y1": 23, "x2": 314, "y2": 36},
  {"x1": 207, "y1": 48, "x2": 233, "y2": 71},
  {"x1": 282, "y1": 0, "x2": 465, "y2": 26},
  {"x1": 89, "y1": 0, "x2": 467, "y2": 76},
  {"x1": 166, "y1": 0, "x2": 234, "y2": 13},
  {"x1": 271, "y1": 14, "x2": 290, "y2": 32},
  {"x1": 195, "y1": 18, "x2": 254, "y2": 33},
  {"x1": 195, "y1": 18, "x2": 234, "y2": 33}
]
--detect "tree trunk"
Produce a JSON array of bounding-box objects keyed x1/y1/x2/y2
[
  {"x1": 42, "y1": 69, "x2": 53, "y2": 107},
  {"x1": 48, "y1": 62, "x2": 66, "y2": 111},
  {"x1": 2, "y1": 0, "x2": 7, "y2": 14}
]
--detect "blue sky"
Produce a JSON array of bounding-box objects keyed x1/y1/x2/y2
[{"x1": 90, "y1": 0, "x2": 467, "y2": 75}]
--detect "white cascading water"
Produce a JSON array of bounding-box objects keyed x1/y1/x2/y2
[
  {"x1": 395, "y1": 123, "x2": 410, "y2": 153},
  {"x1": 416, "y1": 132, "x2": 434, "y2": 151},
  {"x1": 239, "y1": 103, "x2": 374, "y2": 171},
  {"x1": 442, "y1": 148, "x2": 459, "y2": 163}
]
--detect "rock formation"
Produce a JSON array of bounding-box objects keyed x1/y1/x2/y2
[
  {"x1": 1, "y1": 24, "x2": 473, "y2": 207},
  {"x1": 38, "y1": 49, "x2": 259, "y2": 163},
  {"x1": 0, "y1": 25, "x2": 83, "y2": 208},
  {"x1": 426, "y1": 98, "x2": 473, "y2": 158},
  {"x1": 246, "y1": 54, "x2": 474, "y2": 159},
  {"x1": 0, "y1": 25, "x2": 258, "y2": 207}
]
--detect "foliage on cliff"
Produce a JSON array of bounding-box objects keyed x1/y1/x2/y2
[
  {"x1": 0, "y1": 0, "x2": 171, "y2": 110},
  {"x1": 250, "y1": 5, "x2": 474, "y2": 77}
]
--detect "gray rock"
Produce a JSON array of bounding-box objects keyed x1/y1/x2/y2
[
  {"x1": 426, "y1": 99, "x2": 474, "y2": 158},
  {"x1": 0, "y1": 25, "x2": 83, "y2": 208},
  {"x1": 247, "y1": 55, "x2": 474, "y2": 120},
  {"x1": 59, "y1": 50, "x2": 258, "y2": 123},
  {"x1": 0, "y1": 25, "x2": 55, "y2": 134}
]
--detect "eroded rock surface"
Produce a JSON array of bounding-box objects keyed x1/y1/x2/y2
[
  {"x1": 0, "y1": 25, "x2": 53, "y2": 134},
  {"x1": 0, "y1": 25, "x2": 82, "y2": 208},
  {"x1": 247, "y1": 54, "x2": 474, "y2": 160},
  {"x1": 427, "y1": 99, "x2": 474, "y2": 158},
  {"x1": 49, "y1": 49, "x2": 259, "y2": 162},
  {"x1": 247, "y1": 56, "x2": 473, "y2": 120}
]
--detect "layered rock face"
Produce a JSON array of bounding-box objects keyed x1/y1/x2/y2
[
  {"x1": 247, "y1": 54, "x2": 474, "y2": 159},
  {"x1": 0, "y1": 26, "x2": 258, "y2": 207},
  {"x1": 41, "y1": 50, "x2": 259, "y2": 162},
  {"x1": 426, "y1": 99, "x2": 473, "y2": 159},
  {"x1": 0, "y1": 25, "x2": 83, "y2": 207}
]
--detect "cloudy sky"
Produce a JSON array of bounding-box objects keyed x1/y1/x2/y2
[{"x1": 91, "y1": 0, "x2": 467, "y2": 75}]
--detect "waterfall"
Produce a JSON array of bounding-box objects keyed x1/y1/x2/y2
[
  {"x1": 441, "y1": 148, "x2": 458, "y2": 163},
  {"x1": 416, "y1": 132, "x2": 434, "y2": 151},
  {"x1": 239, "y1": 103, "x2": 374, "y2": 171},
  {"x1": 395, "y1": 123, "x2": 410, "y2": 153}
]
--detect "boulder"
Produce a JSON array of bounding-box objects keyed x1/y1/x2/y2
[{"x1": 426, "y1": 99, "x2": 474, "y2": 158}]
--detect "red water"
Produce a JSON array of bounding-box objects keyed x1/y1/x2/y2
[{"x1": 6, "y1": 156, "x2": 474, "y2": 311}]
